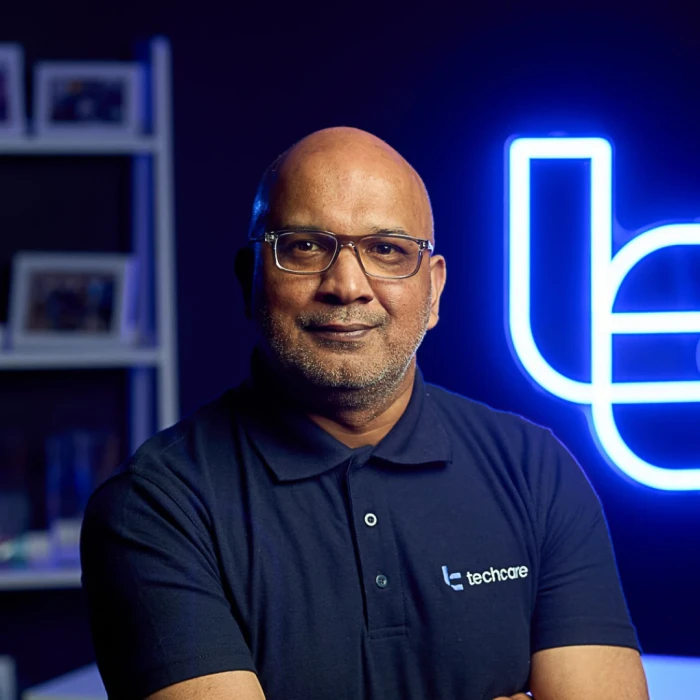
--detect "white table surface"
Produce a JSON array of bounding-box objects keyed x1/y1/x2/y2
[
  {"x1": 642, "y1": 654, "x2": 700, "y2": 699},
  {"x1": 20, "y1": 654, "x2": 700, "y2": 699},
  {"x1": 22, "y1": 664, "x2": 105, "y2": 700}
]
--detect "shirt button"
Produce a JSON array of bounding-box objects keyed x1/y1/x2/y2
[
  {"x1": 364, "y1": 513, "x2": 378, "y2": 527},
  {"x1": 375, "y1": 574, "x2": 388, "y2": 589}
]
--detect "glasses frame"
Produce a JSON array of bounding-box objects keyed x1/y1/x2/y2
[{"x1": 249, "y1": 229, "x2": 435, "y2": 279}]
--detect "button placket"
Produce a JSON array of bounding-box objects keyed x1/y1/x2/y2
[{"x1": 346, "y1": 461, "x2": 406, "y2": 635}]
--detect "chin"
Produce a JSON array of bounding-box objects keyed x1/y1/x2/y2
[
  {"x1": 302, "y1": 349, "x2": 412, "y2": 391},
  {"x1": 301, "y1": 361, "x2": 383, "y2": 390},
  {"x1": 262, "y1": 326, "x2": 416, "y2": 394}
]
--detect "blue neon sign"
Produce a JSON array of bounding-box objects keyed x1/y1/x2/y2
[{"x1": 506, "y1": 136, "x2": 700, "y2": 491}]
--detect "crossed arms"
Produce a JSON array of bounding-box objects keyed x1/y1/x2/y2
[{"x1": 147, "y1": 645, "x2": 649, "y2": 700}]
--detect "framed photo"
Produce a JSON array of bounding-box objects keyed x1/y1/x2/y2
[
  {"x1": 34, "y1": 62, "x2": 143, "y2": 137},
  {"x1": 8, "y1": 252, "x2": 137, "y2": 350},
  {"x1": 0, "y1": 43, "x2": 26, "y2": 136}
]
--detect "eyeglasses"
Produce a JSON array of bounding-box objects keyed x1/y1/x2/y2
[{"x1": 249, "y1": 229, "x2": 434, "y2": 279}]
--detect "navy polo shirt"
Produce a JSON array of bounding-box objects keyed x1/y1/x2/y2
[{"x1": 81, "y1": 367, "x2": 640, "y2": 700}]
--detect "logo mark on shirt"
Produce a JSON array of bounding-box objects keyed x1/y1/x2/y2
[{"x1": 441, "y1": 564, "x2": 529, "y2": 591}]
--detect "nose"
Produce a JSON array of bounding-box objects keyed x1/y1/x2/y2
[{"x1": 316, "y1": 243, "x2": 375, "y2": 305}]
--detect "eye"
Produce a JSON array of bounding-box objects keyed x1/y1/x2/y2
[
  {"x1": 277, "y1": 233, "x2": 334, "y2": 255},
  {"x1": 367, "y1": 241, "x2": 409, "y2": 256},
  {"x1": 292, "y1": 239, "x2": 324, "y2": 252}
]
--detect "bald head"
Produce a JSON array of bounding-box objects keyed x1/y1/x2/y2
[
  {"x1": 237, "y1": 127, "x2": 448, "y2": 411},
  {"x1": 248, "y1": 127, "x2": 434, "y2": 243}
]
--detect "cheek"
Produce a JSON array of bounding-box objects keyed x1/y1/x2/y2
[
  {"x1": 260, "y1": 272, "x2": 318, "y2": 319},
  {"x1": 254, "y1": 248, "x2": 313, "y2": 314},
  {"x1": 375, "y1": 280, "x2": 428, "y2": 325},
  {"x1": 375, "y1": 287, "x2": 404, "y2": 318}
]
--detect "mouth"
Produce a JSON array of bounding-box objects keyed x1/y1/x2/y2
[{"x1": 306, "y1": 324, "x2": 377, "y2": 341}]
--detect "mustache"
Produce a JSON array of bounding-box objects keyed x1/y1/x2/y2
[{"x1": 296, "y1": 310, "x2": 387, "y2": 329}]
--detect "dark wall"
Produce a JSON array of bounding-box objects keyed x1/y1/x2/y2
[{"x1": 1, "y1": 1, "x2": 699, "y2": 690}]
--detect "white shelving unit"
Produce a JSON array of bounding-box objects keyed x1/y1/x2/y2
[
  {"x1": 0, "y1": 348, "x2": 162, "y2": 370},
  {"x1": 0, "y1": 137, "x2": 159, "y2": 155},
  {"x1": 0, "y1": 37, "x2": 178, "y2": 591},
  {"x1": 0, "y1": 566, "x2": 81, "y2": 591}
]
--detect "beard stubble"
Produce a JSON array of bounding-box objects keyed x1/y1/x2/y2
[{"x1": 256, "y1": 293, "x2": 433, "y2": 411}]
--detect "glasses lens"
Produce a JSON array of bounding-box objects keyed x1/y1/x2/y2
[
  {"x1": 274, "y1": 232, "x2": 423, "y2": 277},
  {"x1": 359, "y1": 236, "x2": 421, "y2": 278},
  {"x1": 275, "y1": 232, "x2": 336, "y2": 272}
]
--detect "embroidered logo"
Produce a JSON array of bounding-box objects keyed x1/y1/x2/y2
[{"x1": 442, "y1": 564, "x2": 529, "y2": 590}]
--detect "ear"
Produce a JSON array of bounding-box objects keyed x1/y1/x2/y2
[
  {"x1": 235, "y1": 246, "x2": 255, "y2": 319},
  {"x1": 427, "y1": 254, "x2": 446, "y2": 331}
]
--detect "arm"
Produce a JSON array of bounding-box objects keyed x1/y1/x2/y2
[
  {"x1": 528, "y1": 432, "x2": 642, "y2": 656},
  {"x1": 81, "y1": 468, "x2": 258, "y2": 698},
  {"x1": 529, "y1": 644, "x2": 649, "y2": 699},
  {"x1": 494, "y1": 645, "x2": 648, "y2": 700},
  {"x1": 498, "y1": 431, "x2": 647, "y2": 700},
  {"x1": 147, "y1": 671, "x2": 266, "y2": 700}
]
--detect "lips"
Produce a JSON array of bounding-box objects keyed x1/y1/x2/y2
[
  {"x1": 306, "y1": 323, "x2": 377, "y2": 341},
  {"x1": 311, "y1": 324, "x2": 375, "y2": 332}
]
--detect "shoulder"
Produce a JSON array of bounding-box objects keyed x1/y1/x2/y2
[
  {"x1": 425, "y1": 381, "x2": 554, "y2": 454},
  {"x1": 88, "y1": 388, "x2": 242, "y2": 531},
  {"x1": 424, "y1": 381, "x2": 597, "y2": 506},
  {"x1": 134, "y1": 388, "x2": 239, "y2": 469}
]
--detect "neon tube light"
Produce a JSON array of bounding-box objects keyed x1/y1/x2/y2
[{"x1": 507, "y1": 137, "x2": 700, "y2": 491}]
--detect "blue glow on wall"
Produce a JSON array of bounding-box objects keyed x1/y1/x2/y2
[{"x1": 506, "y1": 136, "x2": 700, "y2": 491}]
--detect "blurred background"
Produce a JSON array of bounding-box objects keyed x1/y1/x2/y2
[{"x1": 0, "y1": 1, "x2": 699, "y2": 697}]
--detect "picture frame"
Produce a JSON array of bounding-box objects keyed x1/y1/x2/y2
[
  {"x1": 8, "y1": 252, "x2": 138, "y2": 351},
  {"x1": 33, "y1": 62, "x2": 143, "y2": 137},
  {"x1": 0, "y1": 43, "x2": 26, "y2": 137}
]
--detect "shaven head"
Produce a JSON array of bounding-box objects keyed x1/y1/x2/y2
[
  {"x1": 239, "y1": 126, "x2": 446, "y2": 415},
  {"x1": 248, "y1": 127, "x2": 434, "y2": 244}
]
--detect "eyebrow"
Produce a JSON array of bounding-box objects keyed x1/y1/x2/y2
[
  {"x1": 368, "y1": 226, "x2": 412, "y2": 236},
  {"x1": 275, "y1": 224, "x2": 413, "y2": 237}
]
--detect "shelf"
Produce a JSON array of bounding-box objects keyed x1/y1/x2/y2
[
  {"x1": 0, "y1": 136, "x2": 160, "y2": 155},
  {"x1": 0, "y1": 566, "x2": 81, "y2": 591},
  {"x1": 0, "y1": 347, "x2": 162, "y2": 370}
]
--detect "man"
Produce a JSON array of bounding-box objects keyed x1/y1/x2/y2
[{"x1": 81, "y1": 127, "x2": 649, "y2": 699}]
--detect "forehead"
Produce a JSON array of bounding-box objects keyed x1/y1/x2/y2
[{"x1": 268, "y1": 145, "x2": 431, "y2": 236}]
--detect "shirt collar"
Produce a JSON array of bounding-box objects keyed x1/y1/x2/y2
[{"x1": 235, "y1": 362, "x2": 452, "y2": 483}]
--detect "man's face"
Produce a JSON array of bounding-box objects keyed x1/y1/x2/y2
[{"x1": 251, "y1": 137, "x2": 446, "y2": 396}]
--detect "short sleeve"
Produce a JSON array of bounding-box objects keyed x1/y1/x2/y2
[
  {"x1": 80, "y1": 467, "x2": 256, "y2": 699},
  {"x1": 530, "y1": 432, "x2": 641, "y2": 654}
]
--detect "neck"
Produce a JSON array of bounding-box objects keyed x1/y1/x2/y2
[
  {"x1": 252, "y1": 350, "x2": 417, "y2": 448},
  {"x1": 306, "y1": 365, "x2": 416, "y2": 448}
]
